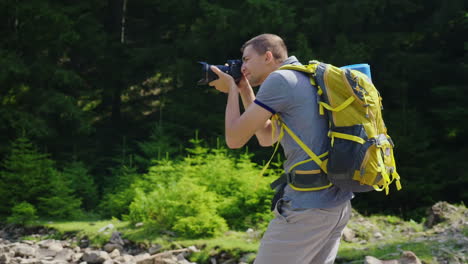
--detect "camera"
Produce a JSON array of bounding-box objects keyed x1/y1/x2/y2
[{"x1": 197, "y1": 59, "x2": 243, "y2": 85}]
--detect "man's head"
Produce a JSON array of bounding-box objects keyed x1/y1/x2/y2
[{"x1": 240, "y1": 34, "x2": 288, "y2": 87}]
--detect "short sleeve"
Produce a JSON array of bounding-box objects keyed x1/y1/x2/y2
[{"x1": 254, "y1": 72, "x2": 290, "y2": 114}]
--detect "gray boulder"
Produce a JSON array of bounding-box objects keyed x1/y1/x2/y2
[
  {"x1": 13, "y1": 244, "x2": 36, "y2": 257},
  {"x1": 82, "y1": 250, "x2": 111, "y2": 264}
]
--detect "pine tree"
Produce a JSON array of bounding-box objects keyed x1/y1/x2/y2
[
  {"x1": 0, "y1": 136, "x2": 81, "y2": 218},
  {"x1": 62, "y1": 161, "x2": 98, "y2": 211},
  {"x1": 37, "y1": 169, "x2": 82, "y2": 219},
  {"x1": 0, "y1": 136, "x2": 53, "y2": 215}
]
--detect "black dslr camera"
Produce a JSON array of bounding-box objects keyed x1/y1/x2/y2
[{"x1": 197, "y1": 59, "x2": 243, "y2": 85}]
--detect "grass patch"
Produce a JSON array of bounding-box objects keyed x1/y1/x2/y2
[
  {"x1": 41, "y1": 219, "x2": 129, "y2": 247},
  {"x1": 178, "y1": 232, "x2": 259, "y2": 264},
  {"x1": 44, "y1": 219, "x2": 260, "y2": 255},
  {"x1": 176, "y1": 231, "x2": 260, "y2": 252}
]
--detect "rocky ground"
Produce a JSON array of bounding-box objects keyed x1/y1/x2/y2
[
  {"x1": 341, "y1": 202, "x2": 468, "y2": 264},
  {"x1": 0, "y1": 227, "x2": 200, "y2": 264},
  {"x1": 0, "y1": 201, "x2": 466, "y2": 264}
]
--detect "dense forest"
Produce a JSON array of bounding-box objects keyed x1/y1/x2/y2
[{"x1": 0, "y1": 0, "x2": 466, "y2": 235}]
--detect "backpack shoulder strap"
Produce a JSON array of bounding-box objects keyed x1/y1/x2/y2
[{"x1": 278, "y1": 64, "x2": 319, "y2": 87}]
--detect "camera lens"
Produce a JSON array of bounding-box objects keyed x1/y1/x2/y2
[{"x1": 197, "y1": 60, "x2": 243, "y2": 85}]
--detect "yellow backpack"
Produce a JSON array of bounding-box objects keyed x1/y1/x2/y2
[{"x1": 273, "y1": 61, "x2": 402, "y2": 195}]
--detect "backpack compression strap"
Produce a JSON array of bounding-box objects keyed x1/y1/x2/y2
[
  {"x1": 279, "y1": 64, "x2": 356, "y2": 116},
  {"x1": 263, "y1": 115, "x2": 331, "y2": 191},
  {"x1": 272, "y1": 115, "x2": 329, "y2": 173}
]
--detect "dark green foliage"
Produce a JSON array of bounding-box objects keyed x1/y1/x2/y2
[
  {"x1": 134, "y1": 123, "x2": 182, "y2": 172},
  {"x1": 63, "y1": 161, "x2": 98, "y2": 211},
  {"x1": 0, "y1": 136, "x2": 82, "y2": 219},
  {"x1": 7, "y1": 202, "x2": 38, "y2": 226},
  {"x1": 98, "y1": 164, "x2": 139, "y2": 219},
  {"x1": 0, "y1": 136, "x2": 56, "y2": 215},
  {"x1": 37, "y1": 174, "x2": 82, "y2": 219}
]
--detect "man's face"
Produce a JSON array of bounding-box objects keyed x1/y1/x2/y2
[{"x1": 241, "y1": 45, "x2": 269, "y2": 87}]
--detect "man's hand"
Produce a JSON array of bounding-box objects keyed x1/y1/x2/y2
[
  {"x1": 208, "y1": 66, "x2": 236, "y2": 93},
  {"x1": 237, "y1": 74, "x2": 252, "y2": 93}
]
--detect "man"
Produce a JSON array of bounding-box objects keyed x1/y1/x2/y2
[{"x1": 209, "y1": 33, "x2": 353, "y2": 264}]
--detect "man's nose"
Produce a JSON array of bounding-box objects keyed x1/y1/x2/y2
[{"x1": 241, "y1": 64, "x2": 247, "y2": 73}]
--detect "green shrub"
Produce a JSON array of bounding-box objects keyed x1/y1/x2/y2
[
  {"x1": 108, "y1": 137, "x2": 275, "y2": 237},
  {"x1": 7, "y1": 202, "x2": 38, "y2": 225},
  {"x1": 173, "y1": 211, "x2": 228, "y2": 238},
  {"x1": 99, "y1": 187, "x2": 136, "y2": 219},
  {"x1": 182, "y1": 150, "x2": 274, "y2": 230},
  {"x1": 128, "y1": 179, "x2": 227, "y2": 238},
  {"x1": 98, "y1": 165, "x2": 140, "y2": 219}
]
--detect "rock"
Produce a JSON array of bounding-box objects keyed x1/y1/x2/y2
[
  {"x1": 37, "y1": 240, "x2": 55, "y2": 249},
  {"x1": 342, "y1": 227, "x2": 355, "y2": 242},
  {"x1": 154, "y1": 257, "x2": 178, "y2": 264},
  {"x1": 426, "y1": 201, "x2": 458, "y2": 228},
  {"x1": 36, "y1": 248, "x2": 57, "y2": 259},
  {"x1": 114, "y1": 254, "x2": 136, "y2": 264},
  {"x1": 39, "y1": 260, "x2": 56, "y2": 264},
  {"x1": 71, "y1": 252, "x2": 84, "y2": 262},
  {"x1": 135, "y1": 253, "x2": 151, "y2": 264},
  {"x1": 364, "y1": 256, "x2": 398, "y2": 264},
  {"x1": 48, "y1": 243, "x2": 63, "y2": 252},
  {"x1": 176, "y1": 253, "x2": 188, "y2": 261},
  {"x1": 364, "y1": 251, "x2": 422, "y2": 264},
  {"x1": 187, "y1": 246, "x2": 199, "y2": 253},
  {"x1": 19, "y1": 258, "x2": 40, "y2": 264},
  {"x1": 20, "y1": 240, "x2": 34, "y2": 246},
  {"x1": 0, "y1": 253, "x2": 11, "y2": 264},
  {"x1": 79, "y1": 238, "x2": 89, "y2": 248},
  {"x1": 400, "y1": 251, "x2": 422, "y2": 264},
  {"x1": 148, "y1": 244, "x2": 163, "y2": 255},
  {"x1": 13, "y1": 244, "x2": 36, "y2": 257},
  {"x1": 109, "y1": 232, "x2": 124, "y2": 246},
  {"x1": 103, "y1": 243, "x2": 123, "y2": 253},
  {"x1": 374, "y1": 232, "x2": 384, "y2": 239},
  {"x1": 82, "y1": 250, "x2": 111, "y2": 264},
  {"x1": 98, "y1": 224, "x2": 115, "y2": 233},
  {"x1": 54, "y1": 248, "x2": 74, "y2": 262},
  {"x1": 109, "y1": 248, "x2": 120, "y2": 259}
]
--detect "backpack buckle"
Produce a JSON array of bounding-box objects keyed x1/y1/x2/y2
[
  {"x1": 287, "y1": 171, "x2": 295, "y2": 183},
  {"x1": 375, "y1": 134, "x2": 389, "y2": 147}
]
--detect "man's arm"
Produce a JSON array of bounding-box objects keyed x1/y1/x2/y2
[
  {"x1": 210, "y1": 67, "x2": 278, "y2": 147},
  {"x1": 224, "y1": 84, "x2": 274, "y2": 148}
]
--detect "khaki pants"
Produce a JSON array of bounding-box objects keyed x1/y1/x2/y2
[{"x1": 254, "y1": 200, "x2": 351, "y2": 264}]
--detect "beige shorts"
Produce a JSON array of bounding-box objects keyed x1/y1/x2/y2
[{"x1": 254, "y1": 199, "x2": 351, "y2": 264}]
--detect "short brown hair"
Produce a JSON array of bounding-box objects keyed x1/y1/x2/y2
[{"x1": 241, "y1": 34, "x2": 288, "y2": 62}]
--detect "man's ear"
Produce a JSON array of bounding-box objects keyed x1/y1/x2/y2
[{"x1": 264, "y1": 51, "x2": 274, "y2": 63}]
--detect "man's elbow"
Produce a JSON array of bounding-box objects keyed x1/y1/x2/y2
[
  {"x1": 226, "y1": 137, "x2": 245, "y2": 149},
  {"x1": 256, "y1": 134, "x2": 274, "y2": 147},
  {"x1": 258, "y1": 140, "x2": 273, "y2": 147}
]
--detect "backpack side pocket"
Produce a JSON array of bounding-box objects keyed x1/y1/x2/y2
[{"x1": 327, "y1": 124, "x2": 374, "y2": 192}]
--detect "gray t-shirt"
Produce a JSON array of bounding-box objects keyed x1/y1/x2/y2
[{"x1": 254, "y1": 56, "x2": 353, "y2": 209}]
